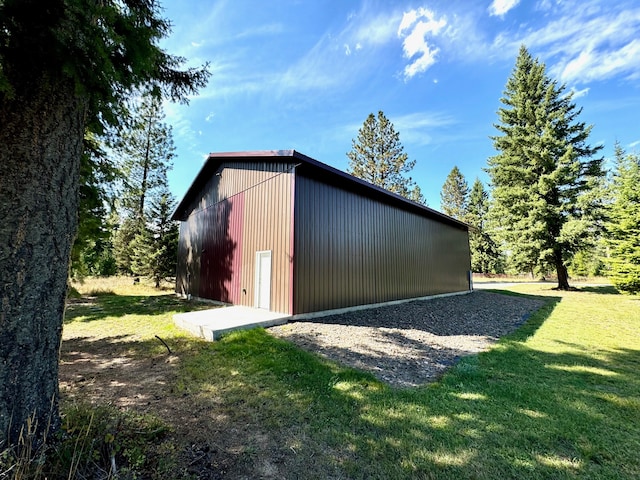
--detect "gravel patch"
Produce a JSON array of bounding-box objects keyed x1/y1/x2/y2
[{"x1": 268, "y1": 291, "x2": 546, "y2": 388}]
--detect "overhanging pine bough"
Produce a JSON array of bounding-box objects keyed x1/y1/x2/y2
[{"x1": 0, "y1": 0, "x2": 209, "y2": 448}]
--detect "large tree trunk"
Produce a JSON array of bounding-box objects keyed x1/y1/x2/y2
[
  {"x1": 554, "y1": 248, "x2": 571, "y2": 290},
  {"x1": 0, "y1": 80, "x2": 85, "y2": 447}
]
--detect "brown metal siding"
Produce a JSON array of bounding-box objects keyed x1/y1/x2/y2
[
  {"x1": 176, "y1": 213, "x2": 202, "y2": 297},
  {"x1": 293, "y1": 174, "x2": 471, "y2": 314},
  {"x1": 175, "y1": 161, "x2": 294, "y2": 313},
  {"x1": 239, "y1": 165, "x2": 293, "y2": 313}
]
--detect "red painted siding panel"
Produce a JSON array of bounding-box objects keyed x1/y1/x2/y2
[
  {"x1": 198, "y1": 194, "x2": 244, "y2": 303},
  {"x1": 175, "y1": 160, "x2": 294, "y2": 312}
]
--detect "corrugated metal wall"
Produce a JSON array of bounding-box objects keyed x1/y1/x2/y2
[
  {"x1": 238, "y1": 162, "x2": 294, "y2": 313},
  {"x1": 293, "y1": 174, "x2": 471, "y2": 314},
  {"x1": 176, "y1": 214, "x2": 201, "y2": 297},
  {"x1": 175, "y1": 161, "x2": 294, "y2": 313},
  {"x1": 198, "y1": 195, "x2": 244, "y2": 303}
]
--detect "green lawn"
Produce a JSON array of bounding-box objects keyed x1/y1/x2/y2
[{"x1": 59, "y1": 281, "x2": 640, "y2": 479}]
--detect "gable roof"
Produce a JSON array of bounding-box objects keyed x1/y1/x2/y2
[{"x1": 172, "y1": 149, "x2": 468, "y2": 230}]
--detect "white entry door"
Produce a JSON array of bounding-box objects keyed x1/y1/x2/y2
[{"x1": 255, "y1": 251, "x2": 272, "y2": 310}]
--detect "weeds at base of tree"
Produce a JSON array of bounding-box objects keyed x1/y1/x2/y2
[
  {"x1": 0, "y1": 403, "x2": 176, "y2": 480},
  {"x1": 0, "y1": 406, "x2": 56, "y2": 480}
]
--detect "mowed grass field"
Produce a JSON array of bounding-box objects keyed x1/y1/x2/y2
[{"x1": 60, "y1": 278, "x2": 640, "y2": 479}]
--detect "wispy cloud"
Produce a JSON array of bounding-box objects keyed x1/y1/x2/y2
[
  {"x1": 397, "y1": 8, "x2": 447, "y2": 80},
  {"x1": 341, "y1": 111, "x2": 455, "y2": 143},
  {"x1": 392, "y1": 111, "x2": 456, "y2": 145},
  {"x1": 569, "y1": 86, "x2": 590, "y2": 99},
  {"x1": 489, "y1": 0, "x2": 521, "y2": 17},
  {"x1": 278, "y1": 7, "x2": 401, "y2": 93},
  {"x1": 235, "y1": 23, "x2": 284, "y2": 39},
  {"x1": 487, "y1": 1, "x2": 640, "y2": 85},
  {"x1": 162, "y1": 101, "x2": 207, "y2": 162},
  {"x1": 558, "y1": 40, "x2": 640, "y2": 83},
  {"x1": 350, "y1": 11, "x2": 399, "y2": 46}
]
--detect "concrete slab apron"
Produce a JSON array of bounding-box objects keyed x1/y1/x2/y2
[{"x1": 174, "y1": 306, "x2": 291, "y2": 341}]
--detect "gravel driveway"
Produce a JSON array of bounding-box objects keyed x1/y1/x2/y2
[{"x1": 268, "y1": 290, "x2": 546, "y2": 388}]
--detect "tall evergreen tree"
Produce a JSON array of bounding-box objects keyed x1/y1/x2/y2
[
  {"x1": 347, "y1": 111, "x2": 424, "y2": 203},
  {"x1": 606, "y1": 145, "x2": 640, "y2": 293},
  {"x1": 467, "y1": 178, "x2": 503, "y2": 274},
  {"x1": 117, "y1": 93, "x2": 175, "y2": 220},
  {"x1": 408, "y1": 185, "x2": 426, "y2": 205},
  {"x1": 113, "y1": 215, "x2": 145, "y2": 274},
  {"x1": 440, "y1": 166, "x2": 468, "y2": 220},
  {"x1": 486, "y1": 46, "x2": 604, "y2": 289},
  {"x1": 71, "y1": 132, "x2": 119, "y2": 278},
  {"x1": 114, "y1": 93, "x2": 176, "y2": 274},
  {"x1": 0, "y1": 0, "x2": 208, "y2": 447},
  {"x1": 130, "y1": 191, "x2": 179, "y2": 288}
]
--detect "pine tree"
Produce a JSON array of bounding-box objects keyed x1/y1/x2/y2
[
  {"x1": 606, "y1": 145, "x2": 640, "y2": 293},
  {"x1": 113, "y1": 216, "x2": 145, "y2": 274},
  {"x1": 487, "y1": 46, "x2": 604, "y2": 289},
  {"x1": 113, "y1": 93, "x2": 175, "y2": 275},
  {"x1": 71, "y1": 132, "x2": 119, "y2": 278},
  {"x1": 0, "y1": 0, "x2": 208, "y2": 446},
  {"x1": 440, "y1": 166, "x2": 468, "y2": 220},
  {"x1": 408, "y1": 185, "x2": 426, "y2": 204},
  {"x1": 467, "y1": 179, "x2": 504, "y2": 274},
  {"x1": 118, "y1": 93, "x2": 175, "y2": 220},
  {"x1": 130, "y1": 191, "x2": 179, "y2": 287},
  {"x1": 347, "y1": 111, "x2": 424, "y2": 203}
]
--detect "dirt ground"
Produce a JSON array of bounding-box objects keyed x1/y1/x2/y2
[
  {"x1": 59, "y1": 291, "x2": 545, "y2": 479},
  {"x1": 59, "y1": 335, "x2": 249, "y2": 479}
]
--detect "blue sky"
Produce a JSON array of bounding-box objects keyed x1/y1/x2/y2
[{"x1": 160, "y1": 0, "x2": 640, "y2": 209}]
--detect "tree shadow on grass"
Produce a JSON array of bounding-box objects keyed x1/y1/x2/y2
[
  {"x1": 168, "y1": 327, "x2": 638, "y2": 479},
  {"x1": 64, "y1": 293, "x2": 214, "y2": 323},
  {"x1": 60, "y1": 289, "x2": 640, "y2": 479},
  {"x1": 271, "y1": 291, "x2": 559, "y2": 387},
  {"x1": 578, "y1": 285, "x2": 620, "y2": 295}
]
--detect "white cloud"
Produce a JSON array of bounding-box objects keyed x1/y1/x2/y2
[
  {"x1": 276, "y1": 8, "x2": 401, "y2": 93},
  {"x1": 536, "y1": 0, "x2": 554, "y2": 11},
  {"x1": 392, "y1": 112, "x2": 456, "y2": 145},
  {"x1": 489, "y1": 0, "x2": 521, "y2": 17},
  {"x1": 205, "y1": 112, "x2": 215, "y2": 122},
  {"x1": 482, "y1": 1, "x2": 640, "y2": 85},
  {"x1": 560, "y1": 49, "x2": 593, "y2": 81},
  {"x1": 340, "y1": 111, "x2": 452, "y2": 144},
  {"x1": 569, "y1": 86, "x2": 590, "y2": 99},
  {"x1": 559, "y1": 40, "x2": 640, "y2": 83},
  {"x1": 352, "y1": 12, "x2": 399, "y2": 46},
  {"x1": 236, "y1": 23, "x2": 284, "y2": 39},
  {"x1": 397, "y1": 8, "x2": 447, "y2": 80}
]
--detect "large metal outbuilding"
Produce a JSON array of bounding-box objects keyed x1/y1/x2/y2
[{"x1": 172, "y1": 150, "x2": 471, "y2": 315}]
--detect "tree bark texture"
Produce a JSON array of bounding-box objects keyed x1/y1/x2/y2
[
  {"x1": 0, "y1": 80, "x2": 85, "y2": 446},
  {"x1": 554, "y1": 248, "x2": 571, "y2": 290}
]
